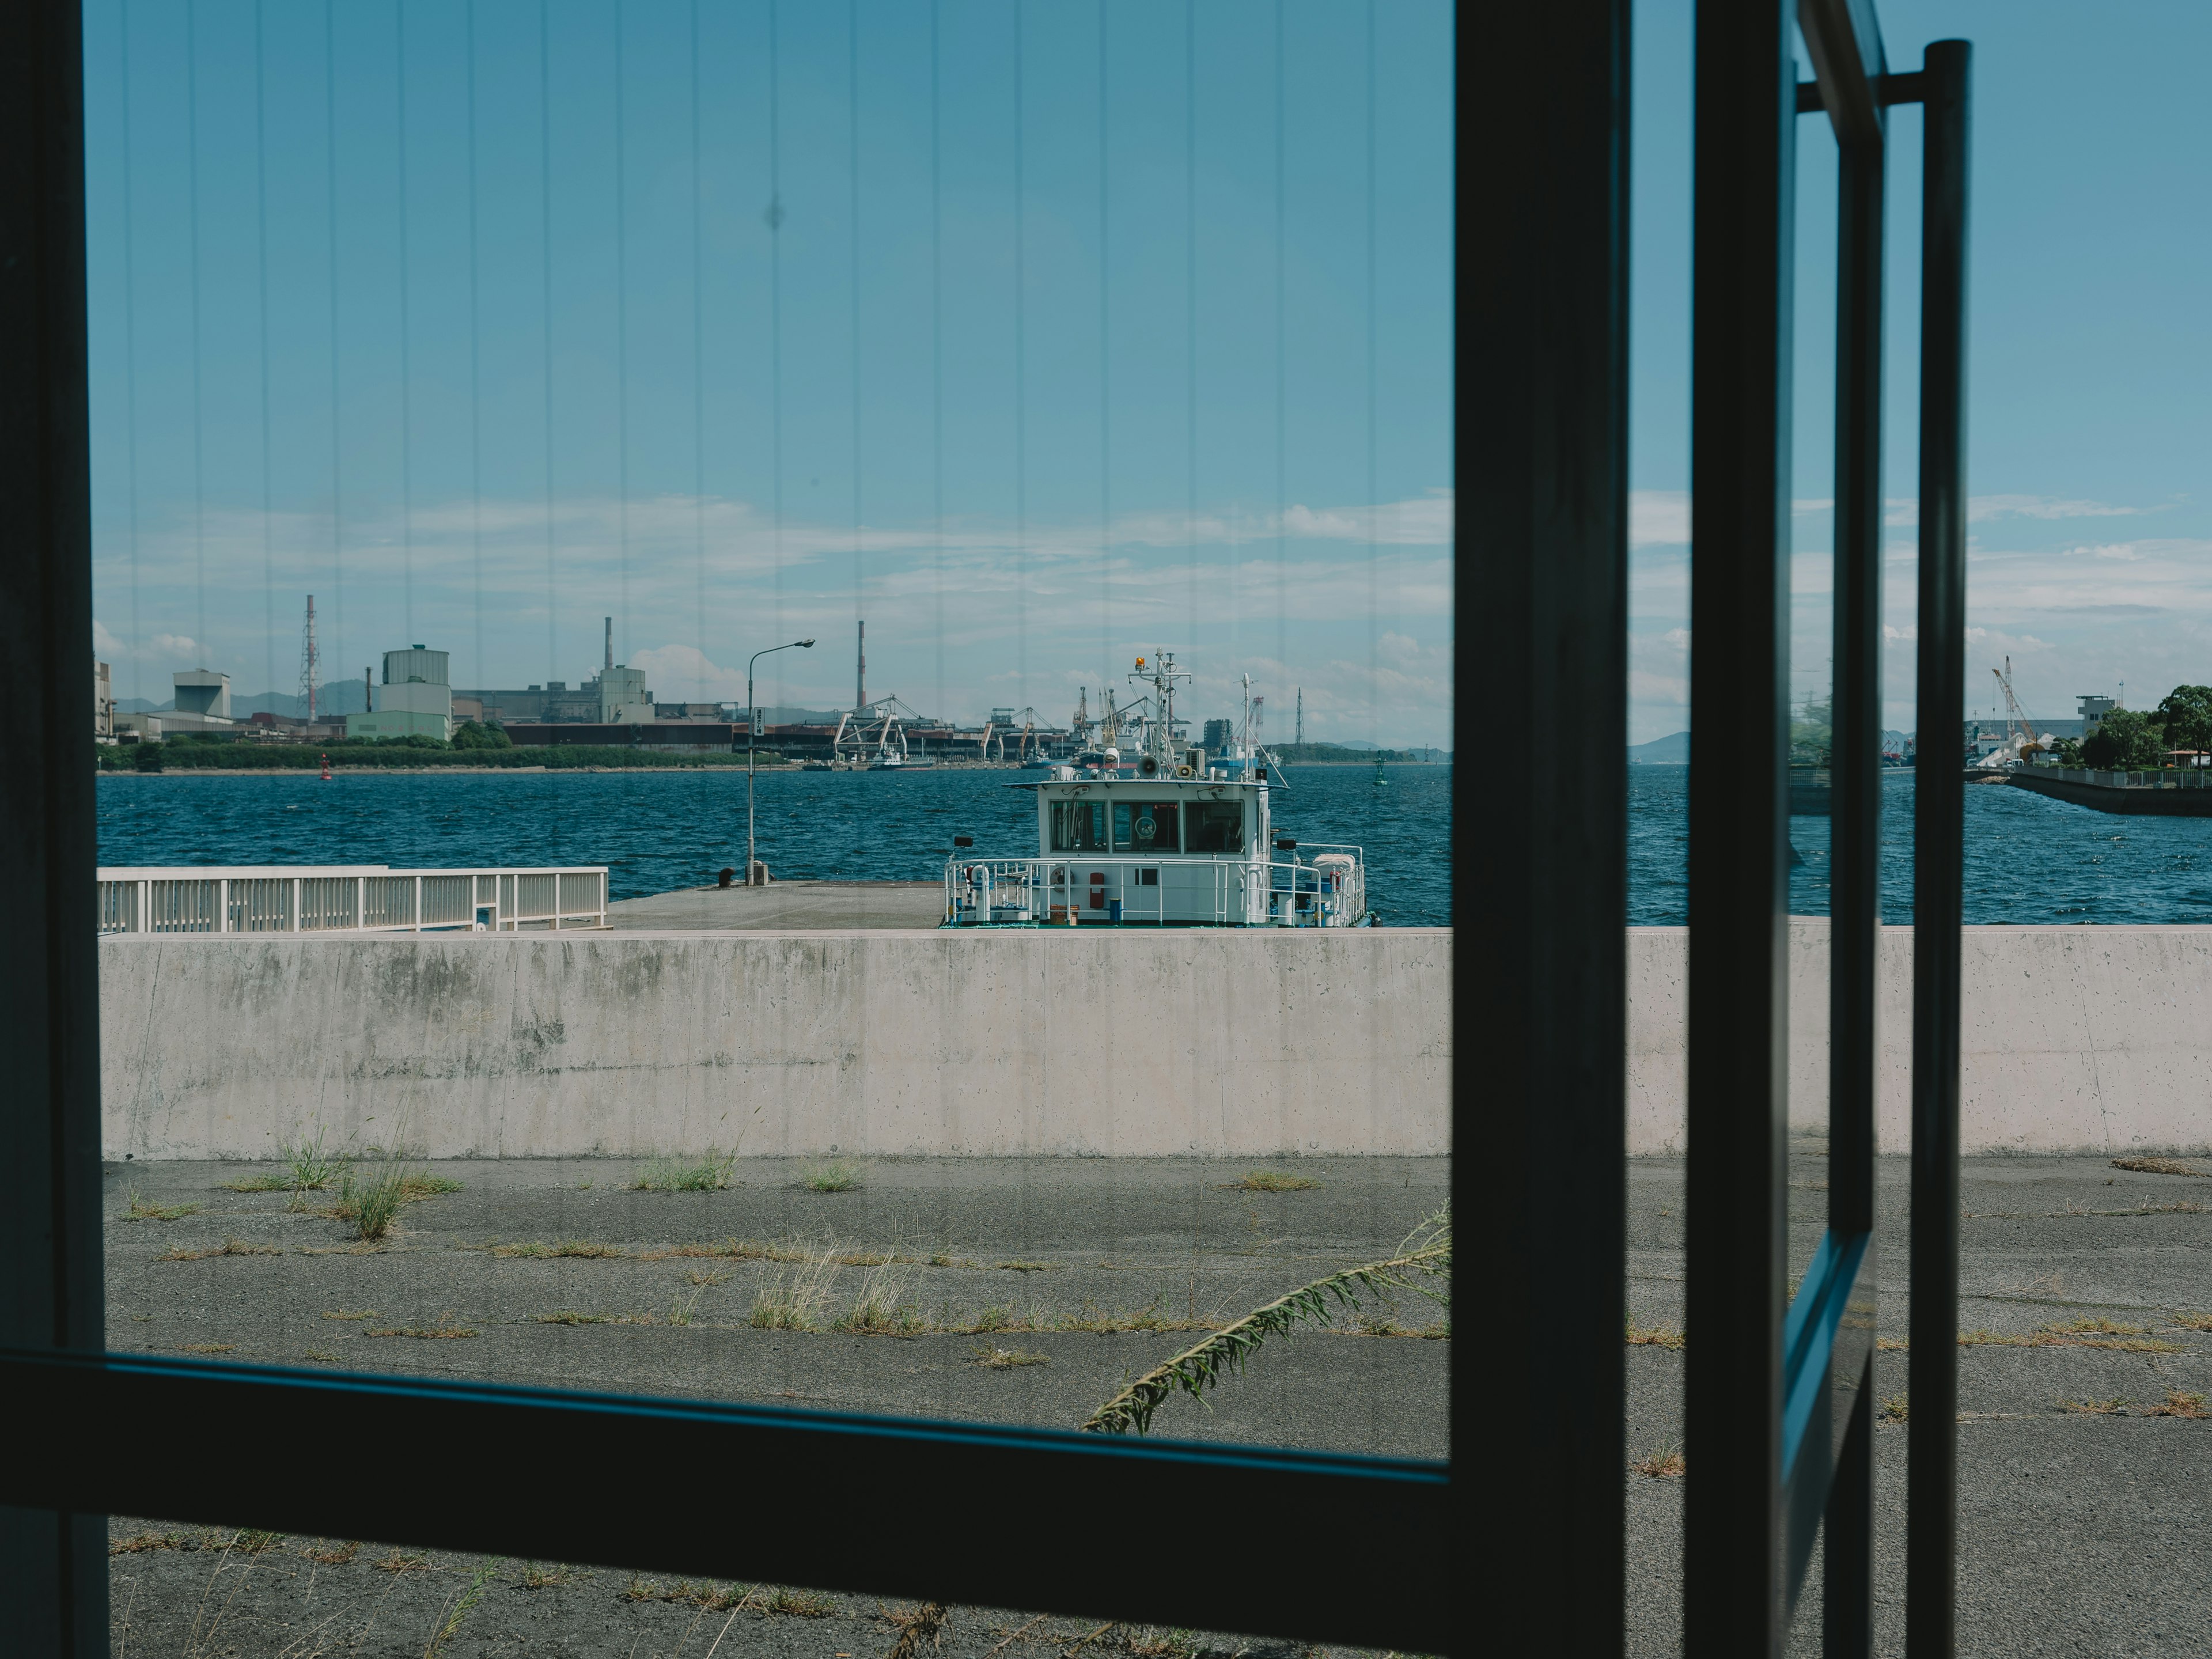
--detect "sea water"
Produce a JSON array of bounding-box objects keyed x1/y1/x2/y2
[{"x1": 94, "y1": 763, "x2": 2212, "y2": 929}]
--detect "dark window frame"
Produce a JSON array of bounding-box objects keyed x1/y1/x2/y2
[{"x1": 0, "y1": 2, "x2": 1962, "y2": 1654}]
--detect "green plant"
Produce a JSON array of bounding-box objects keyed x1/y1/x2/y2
[
  {"x1": 1880, "y1": 1393, "x2": 1908, "y2": 1423},
  {"x1": 802, "y1": 1160, "x2": 862, "y2": 1193},
  {"x1": 884, "y1": 1600, "x2": 948, "y2": 1659},
  {"x1": 2112, "y1": 1156, "x2": 2208, "y2": 1177},
  {"x1": 749, "y1": 1248, "x2": 842, "y2": 1331},
  {"x1": 633, "y1": 1151, "x2": 738, "y2": 1192},
  {"x1": 424, "y1": 1556, "x2": 504, "y2": 1658},
  {"x1": 1081, "y1": 1211, "x2": 1450, "y2": 1435},
  {"x1": 1631, "y1": 1444, "x2": 1685, "y2": 1479},
  {"x1": 1220, "y1": 1171, "x2": 1321, "y2": 1192},
  {"x1": 339, "y1": 1162, "x2": 414, "y2": 1241},
  {"x1": 119, "y1": 1187, "x2": 202, "y2": 1222},
  {"x1": 2059, "y1": 1397, "x2": 2130, "y2": 1415}
]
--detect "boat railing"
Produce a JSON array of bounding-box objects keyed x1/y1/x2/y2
[
  {"x1": 96, "y1": 865, "x2": 609, "y2": 936},
  {"x1": 942, "y1": 852, "x2": 1365, "y2": 928}
]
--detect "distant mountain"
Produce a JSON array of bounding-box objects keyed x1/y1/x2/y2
[
  {"x1": 113, "y1": 680, "x2": 372, "y2": 719},
  {"x1": 1629, "y1": 730, "x2": 1690, "y2": 764}
]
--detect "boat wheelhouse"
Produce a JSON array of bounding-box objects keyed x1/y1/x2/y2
[{"x1": 943, "y1": 656, "x2": 1369, "y2": 929}]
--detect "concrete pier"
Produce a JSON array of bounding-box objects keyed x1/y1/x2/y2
[{"x1": 98, "y1": 923, "x2": 2212, "y2": 1161}]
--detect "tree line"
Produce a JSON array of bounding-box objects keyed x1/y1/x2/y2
[{"x1": 2058, "y1": 685, "x2": 2212, "y2": 770}]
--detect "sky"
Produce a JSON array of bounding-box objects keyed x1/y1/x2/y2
[
  {"x1": 81, "y1": 0, "x2": 1453, "y2": 742},
  {"x1": 81, "y1": 2, "x2": 2212, "y2": 750},
  {"x1": 1628, "y1": 0, "x2": 2212, "y2": 744}
]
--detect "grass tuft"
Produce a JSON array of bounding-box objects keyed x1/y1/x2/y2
[
  {"x1": 119, "y1": 1187, "x2": 203, "y2": 1222},
  {"x1": 2111, "y1": 1156, "x2": 2208, "y2": 1177},
  {"x1": 1957, "y1": 1323, "x2": 2185, "y2": 1353},
  {"x1": 366, "y1": 1313, "x2": 478, "y2": 1339},
  {"x1": 520, "y1": 1563, "x2": 575, "y2": 1589},
  {"x1": 1219, "y1": 1171, "x2": 1321, "y2": 1192},
  {"x1": 301, "y1": 1350, "x2": 342, "y2": 1363},
  {"x1": 1631, "y1": 1444, "x2": 1685, "y2": 1479},
  {"x1": 109, "y1": 1532, "x2": 190, "y2": 1555},
  {"x1": 493, "y1": 1240, "x2": 626, "y2": 1259},
  {"x1": 2171, "y1": 1310, "x2": 2212, "y2": 1332},
  {"x1": 2145, "y1": 1389, "x2": 2211, "y2": 1419},
  {"x1": 1626, "y1": 1319, "x2": 1686, "y2": 1350},
  {"x1": 1880, "y1": 1393, "x2": 1909, "y2": 1423},
  {"x1": 2060, "y1": 1397, "x2": 2130, "y2": 1415},
  {"x1": 802, "y1": 1161, "x2": 862, "y2": 1193},
  {"x1": 884, "y1": 1600, "x2": 949, "y2": 1659},
  {"x1": 632, "y1": 1151, "x2": 738, "y2": 1192},
  {"x1": 375, "y1": 1552, "x2": 431, "y2": 1574},
  {"x1": 304, "y1": 1540, "x2": 361, "y2": 1565},
  {"x1": 838, "y1": 1262, "x2": 925, "y2": 1335},
  {"x1": 972, "y1": 1346, "x2": 1050, "y2": 1370},
  {"x1": 158, "y1": 1237, "x2": 279, "y2": 1262}
]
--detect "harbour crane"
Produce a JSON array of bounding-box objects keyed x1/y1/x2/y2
[{"x1": 1992, "y1": 656, "x2": 2048, "y2": 761}]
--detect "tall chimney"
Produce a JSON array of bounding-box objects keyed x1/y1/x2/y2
[
  {"x1": 604, "y1": 616, "x2": 613, "y2": 671},
  {"x1": 856, "y1": 619, "x2": 866, "y2": 712}
]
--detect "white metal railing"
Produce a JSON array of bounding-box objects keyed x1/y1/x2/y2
[
  {"x1": 96, "y1": 865, "x2": 608, "y2": 937},
  {"x1": 944, "y1": 850, "x2": 1366, "y2": 929}
]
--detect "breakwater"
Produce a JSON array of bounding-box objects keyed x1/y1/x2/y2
[
  {"x1": 100, "y1": 924, "x2": 2212, "y2": 1160},
  {"x1": 2001, "y1": 766, "x2": 2212, "y2": 816}
]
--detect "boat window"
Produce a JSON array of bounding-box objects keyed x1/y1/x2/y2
[
  {"x1": 1187, "y1": 801, "x2": 1244, "y2": 853},
  {"x1": 1111, "y1": 801, "x2": 1179, "y2": 853},
  {"x1": 1050, "y1": 800, "x2": 1109, "y2": 852}
]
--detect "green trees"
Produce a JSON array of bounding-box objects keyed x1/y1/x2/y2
[
  {"x1": 451, "y1": 719, "x2": 512, "y2": 751},
  {"x1": 2154, "y1": 685, "x2": 2212, "y2": 756},
  {"x1": 2081, "y1": 707, "x2": 2166, "y2": 770}
]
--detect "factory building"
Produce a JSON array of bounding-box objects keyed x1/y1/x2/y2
[
  {"x1": 347, "y1": 646, "x2": 453, "y2": 741},
  {"x1": 453, "y1": 618, "x2": 665, "y2": 727},
  {"x1": 112, "y1": 669, "x2": 239, "y2": 741}
]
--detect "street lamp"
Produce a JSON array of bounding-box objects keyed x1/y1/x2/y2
[{"x1": 748, "y1": 639, "x2": 815, "y2": 887}]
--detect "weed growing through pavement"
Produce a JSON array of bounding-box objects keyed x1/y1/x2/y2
[
  {"x1": 424, "y1": 1555, "x2": 505, "y2": 1658},
  {"x1": 223, "y1": 1126, "x2": 353, "y2": 1193},
  {"x1": 632, "y1": 1151, "x2": 738, "y2": 1192},
  {"x1": 2111, "y1": 1156, "x2": 2208, "y2": 1177},
  {"x1": 1877, "y1": 1336, "x2": 1909, "y2": 1350},
  {"x1": 749, "y1": 1248, "x2": 844, "y2": 1331},
  {"x1": 157, "y1": 1238, "x2": 278, "y2": 1262},
  {"x1": 972, "y1": 1346, "x2": 1050, "y2": 1369},
  {"x1": 1631, "y1": 1444, "x2": 1685, "y2": 1479},
  {"x1": 2145, "y1": 1389, "x2": 2211, "y2": 1418},
  {"x1": 119, "y1": 1187, "x2": 202, "y2": 1222},
  {"x1": 1957, "y1": 1322, "x2": 2184, "y2": 1353},
  {"x1": 803, "y1": 1161, "x2": 863, "y2": 1192},
  {"x1": 685, "y1": 1267, "x2": 732, "y2": 1287},
  {"x1": 301, "y1": 1350, "x2": 342, "y2": 1363},
  {"x1": 1880, "y1": 1394, "x2": 1909, "y2": 1423},
  {"x1": 520, "y1": 1563, "x2": 577, "y2": 1589},
  {"x1": 177, "y1": 1343, "x2": 236, "y2": 1354},
  {"x1": 2171, "y1": 1310, "x2": 2212, "y2": 1331},
  {"x1": 1219, "y1": 1171, "x2": 1321, "y2": 1192},
  {"x1": 376, "y1": 1552, "x2": 431, "y2": 1574},
  {"x1": 365, "y1": 1313, "x2": 478, "y2": 1339},
  {"x1": 1626, "y1": 1320, "x2": 1686, "y2": 1350},
  {"x1": 303, "y1": 1540, "x2": 360, "y2": 1565},
  {"x1": 2060, "y1": 1397, "x2": 2130, "y2": 1415},
  {"x1": 884, "y1": 1600, "x2": 949, "y2": 1659},
  {"x1": 839, "y1": 1262, "x2": 926, "y2": 1335}
]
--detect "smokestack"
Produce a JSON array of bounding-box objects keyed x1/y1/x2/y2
[
  {"x1": 856, "y1": 619, "x2": 866, "y2": 712},
  {"x1": 365, "y1": 666, "x2": 373, "y2": 715},
  {"x1": 604, "y1": 616, "x2": 613, "y2": 671}
]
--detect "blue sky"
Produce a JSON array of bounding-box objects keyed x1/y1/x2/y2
[
  {"x1": 82, "y1": 0, "x2": 1453, "y2": 741},
  {"x1": 1630, "y1": 0, "x2": 2212, "y2": 744},
  {"x1": 82, "y1": 2, "x2": 2212, "y2": 750}
]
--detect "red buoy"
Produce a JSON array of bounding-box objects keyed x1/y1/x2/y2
[{"x1": 319, "y1": 752, "x2": 331, "y2": 781}]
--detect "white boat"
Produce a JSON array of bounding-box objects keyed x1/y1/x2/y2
[{"x1": 942, "y1": 656, "x2": 1369, "y2": 929}]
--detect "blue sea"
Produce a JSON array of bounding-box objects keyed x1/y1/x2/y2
[{"x1": 94, "y1": 763, "x2": 2212, "y2": 928}]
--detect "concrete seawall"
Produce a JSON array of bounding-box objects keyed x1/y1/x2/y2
[
  {"x1": 100, "y1": 925, "x2": 2212, "y2": 1160},
  {"x1": 101, "y1": 929, "x2": 1450, "y2": 1160}
]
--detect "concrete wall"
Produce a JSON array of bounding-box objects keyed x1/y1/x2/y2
[
  {"x1": 100, "y1": 929, "x2": 1450, "y2": 1160},
  {"x1": 1628, "y1": 922, "x2": 2212, "y2": 1156},
  {"x1": 99, "y1": 925, "x2": 2212, "y2": 1161}
]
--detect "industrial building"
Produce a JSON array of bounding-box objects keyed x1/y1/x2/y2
[
  {"x1": 94, "y1": 660, "x2": 113, "y2": 740},
  {"x1": 112, "y1": 669, "x2": 238, "y2": 741},
  {"x1": 347, "y1": 646, "x2": 453, "y2": 741}
]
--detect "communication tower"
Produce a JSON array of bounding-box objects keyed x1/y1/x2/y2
[{"x1": 298, "y1": 595, "x2": 320, "y2": 724}]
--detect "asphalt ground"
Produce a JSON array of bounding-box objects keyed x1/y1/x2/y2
[
  {"x1": 99, "y1": 1152, "x2": 2212, "y2": 1656},
  {"x1": 606, "y1": 881, "x2": 946, "y2": 930}
]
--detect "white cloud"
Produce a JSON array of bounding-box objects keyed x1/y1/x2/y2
[
  {"x1": 1968, "y1": 494, "x2": 2151, "y2": 523},
  {"x1": 1661, "y1": 627, "x2": 1691, "y2": 650},
  {"x1": 1630, "y1": 490, "x2": 1690, "y2": 548}
]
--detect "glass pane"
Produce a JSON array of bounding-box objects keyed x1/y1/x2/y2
[{"x1": 89, "y1": 0, "x2": 1453, "y2": 1646}]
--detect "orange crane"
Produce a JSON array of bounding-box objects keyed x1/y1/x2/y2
[{"x1": 1992, "y1": 656, "x2": 2047, "y2": 759}]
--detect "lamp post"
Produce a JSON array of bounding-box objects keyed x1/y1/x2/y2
[{"x1": 748, "y1": 639, "x2": 815, "y2": 886}]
